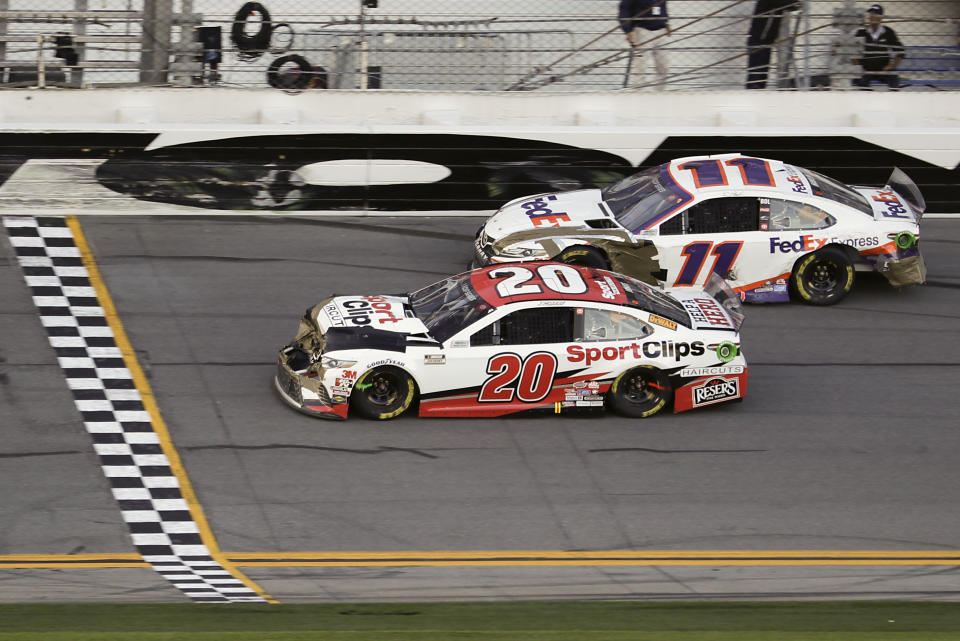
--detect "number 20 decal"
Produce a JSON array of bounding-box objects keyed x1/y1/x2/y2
[
  {"x1": 674, "y1": 241, "x2": 744, "y2": 286},
  {"x1": 479, "y1": 352, "x2": 558, "y2": 403},
  {"x1": 490, "y1": 264, "x2": 588, "y2": 298}
]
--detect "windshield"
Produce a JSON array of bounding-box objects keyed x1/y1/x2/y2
[
  {"x1": 408, "y1": 272, "x2": 492, "y2": 343},
  {"x1": 601, "y1": 166, "x2": 691, "y2": 232},
  {"x1": 798, "y1": 167, "x2": 873, "y2": 215},
  {"x1": 616, "y1": 274, "x2": 692, "y2": 328}
]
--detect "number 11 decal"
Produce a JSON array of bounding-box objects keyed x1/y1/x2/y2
[{"x1": 674, "y1": 241, "x2": 743, "y2": 286}]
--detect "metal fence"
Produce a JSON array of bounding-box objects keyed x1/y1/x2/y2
[{"x1": 1, "y1": 0, "x2": 957, "y2": 91}]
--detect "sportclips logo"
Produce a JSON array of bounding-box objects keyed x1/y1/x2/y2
[
  {"x1": 338, "y1": 296, "x2": 402, "y2": 326},
  {"x1": 692, "y1": 377, "x2": 740, "y2": 407},
  {"x1": 567, "y1": 340, "x2": 705, "y2": 365}
]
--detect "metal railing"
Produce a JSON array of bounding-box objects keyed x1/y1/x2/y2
[{"x1": 0, "y1": 0, "x2": 957, "y2": 91}]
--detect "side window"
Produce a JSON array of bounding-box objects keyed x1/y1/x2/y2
[
  {"x1": 582, "y1": 309, "x2": 652, "y2": 342},
  {"x1": 470, "y1": 323, "x2": 495, "y2": 346},
  {"x1": 499, "y1": 308, "x2": 574, "y2": 345},
  {"x1": 685, "y1": 198, "x2": 760, "y2": 234},
  {"x1": 658, "y1": 213, "x2": 684, "y2": 236},
  {"x1": 766, "y1": 199, "x2": 835, "y2": 231}
]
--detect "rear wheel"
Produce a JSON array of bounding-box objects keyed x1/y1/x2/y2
[
  {"x1": 350, "y1": 367, "x2": 416, "y2": 420},
  {"x1": 607, "y1": 366, "x2": 672, "y2": 418},
  {"x1": 557, "y1": 245, "x2": 609, "y2": 269},
  {"x1": 790, "y1": 246, "x2": 855, "y2": 305}
]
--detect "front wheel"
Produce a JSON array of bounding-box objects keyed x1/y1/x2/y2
[
  {"x1": 790, "y1": 246, "x2": 855, "y2": 305},
  {"x1": 350, "y1": 367, "x2": 417, "y2": 420},
  {"x1": 607, "y1": 366, "x2": 672, "y2": 418}
]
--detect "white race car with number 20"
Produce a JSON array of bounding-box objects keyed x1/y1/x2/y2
[
  {"x1": 275, "y1": 263, "x2": 747, "y2": 421},
  {"x1": 473, "y1": 153, "x2": 926, "y2": 305}
]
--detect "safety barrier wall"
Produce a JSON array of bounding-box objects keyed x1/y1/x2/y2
[{"x1": 0, "y1": 88, "x2": 957, "y2": 213}]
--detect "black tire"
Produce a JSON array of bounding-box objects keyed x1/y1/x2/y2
[
  {"x1": 267, "y1": 54, "x2": 315, "y2": 90},
  {"x1": 557, "y1": 245, "x2": 609, "y2": 269},
  {"x1": 790, "y1": 246, "x2": 855, "y2": 306},
  {"x1": 607, "y1": 366, "x2": 672, "y2": 418},
  {"x1": 350, "y1": 366, "x2": 417, "y2": 420}
]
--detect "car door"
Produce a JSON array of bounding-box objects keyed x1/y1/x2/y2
[
  {"x1": 651, "y1": 196, "x2": 775, "y2": 292},
  {"x1": 418, "y1": 304, "x2": 576, "y2": 417}
]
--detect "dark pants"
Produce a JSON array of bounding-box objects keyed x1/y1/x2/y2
[{"x1": 853, "y1": 72, "x2": 900, "y2": 90}]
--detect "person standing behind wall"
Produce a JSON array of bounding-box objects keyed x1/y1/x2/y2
[
  {"x1": 852, "y1": 4, "x2": 905, "y2": 89},
  {"x1": 745, "y1": 0, "x2": 799, "y2": 89},
  {"x1": 619, "y1": 0, "x2": 671, "y2": 90}
]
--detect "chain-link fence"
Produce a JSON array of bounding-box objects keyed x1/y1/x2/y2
[{"x1": 1, "y1": 0, "x2": 957, "y2": 90}]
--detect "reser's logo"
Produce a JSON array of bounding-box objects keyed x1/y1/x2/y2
[
  {"x1": 769, "y1": 235, "x2": 827, "y2": 254},
  {"x1": 692, "y1": 377, "x2": 740, "y2": 407}
]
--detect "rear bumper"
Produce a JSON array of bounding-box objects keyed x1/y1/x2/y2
[
  {"x1": 877, "y1": 253, "x2": 927, "y2": 288},
  {"x1": 673, "y1": 368, "x2": 748, "y2": 413}
]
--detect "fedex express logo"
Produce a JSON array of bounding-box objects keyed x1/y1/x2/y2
[
  {"x1": 872, "y1": 190, "x2": 910, "y2": 219},
  {"x1": 769, "y1": 235, "x2": 828, "y2": 253},
  {"x1": 521, "y1": 195, "x2": 572, "y2": 227},
  {"x1": 786, "y1": 174, "x2": 807, "y2": 193},
  {"x1": 771, "y1": 235, "x2": 881, "y2": 254}
]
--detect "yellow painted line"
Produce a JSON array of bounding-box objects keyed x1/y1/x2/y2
[
  {"x1": 67, "y1": 217, "x2": 276, "y2": 603},
  {"x1": 4, "y1": 550, "x2": 960, "y2": 569},
  {"x1": 0, "y1": 554, "x2": 147, "y2": 569},
  {"x1": 223, "y1": 550, "x2": 960, "y2": 567}
]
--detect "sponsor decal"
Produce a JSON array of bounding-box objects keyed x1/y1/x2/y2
[
  {"x1": 681, "y1": 297, "x2": 731, "y2": 328},
  {"x1": 338, "y1": 295, "x2": 403, "y2": 326},
  {"x1": 835, "y1": 236, "x2": 879, "y2": 249},
  {"x1": 786, "y1": 174, "x2": 807, "y2": 193},
  {"x1": 769, "y1": 235, "x2": 828, "y2": 254},
  {"x1": 648, "y1": 314, "x2": 678, "y2": 331},
  {"x1": 567, "y1": 340, "x2": 705, "y2": 365},
  {"x1": 331, "y1": 395, "x2": 348, "y2": 404},
  {"x1": 324, "y1": 303, "x2": 345, "y2": 327},
  {"x1": 424, "y1": 354, "x2": 446, "y2": 365},
  {"x1": 520, "y1": 195, "x2": 572, "y2": 227},
  {"x1": 679, "y1": 365, "x2": 745, "y2": 377},
  {"x1": 692, "y1": 377, "x2": 741, "y2": 407},
  {"x1": 872, "y1": 190, "x2": 910, "y2": 219},
  {"x1": 597, "y1": 276, "x2": 620, "y2": 300},
  {"x1": 450, "y1": 339, "x2": 469, "y2": 348},
  {"x1": 366, "y1": 358, "x2": 405, "y2": 369}
]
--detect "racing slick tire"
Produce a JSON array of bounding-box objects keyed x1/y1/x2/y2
[
  {"x1": 557, "y1": 245, "x2": 609, "y2": 269},
  {"x1": 789, "y1": 246, "x2": 855, "y2": 306},
  {"x1": 350, "y1": 366, "x2": 417, "y2": 420},
  {"x1": 607, "y1": 365, "x2": 672, "y2": 418}
]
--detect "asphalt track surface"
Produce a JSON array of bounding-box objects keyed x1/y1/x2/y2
[{"x1": 1, "y1": 215, "x2": 959, "y2": 603}]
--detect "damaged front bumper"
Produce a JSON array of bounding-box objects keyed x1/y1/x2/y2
[{"x1": 274, "y1": 356, "x2": 348, "y2": 420}]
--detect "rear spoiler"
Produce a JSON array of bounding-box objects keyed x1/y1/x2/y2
[{"x1": 888, "y1": 167, "x2": 926, "y2": 219}]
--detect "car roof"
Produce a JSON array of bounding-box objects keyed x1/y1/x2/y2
[
  {"x1": 664, "y1": 153, "x2": 802, "y2": 197},
  {"x1": 468, "y1": 263, "x2": 691, "y2": 326}
]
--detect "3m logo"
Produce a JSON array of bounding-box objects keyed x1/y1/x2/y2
[{"x1": 692, "y1": 377, "x2": 740, "y2": 407}]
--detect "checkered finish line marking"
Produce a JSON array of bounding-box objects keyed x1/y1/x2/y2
[{"x1": 2, "y1": 215, "x2": 274, "y2": 604}]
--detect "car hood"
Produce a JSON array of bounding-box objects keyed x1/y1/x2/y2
[
  {"x1": 484, "y1": 189, "x2": 617, "y2": 239},
  {"x1": 316, "y1": 295, "x2": 429, "y2": 335}
]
